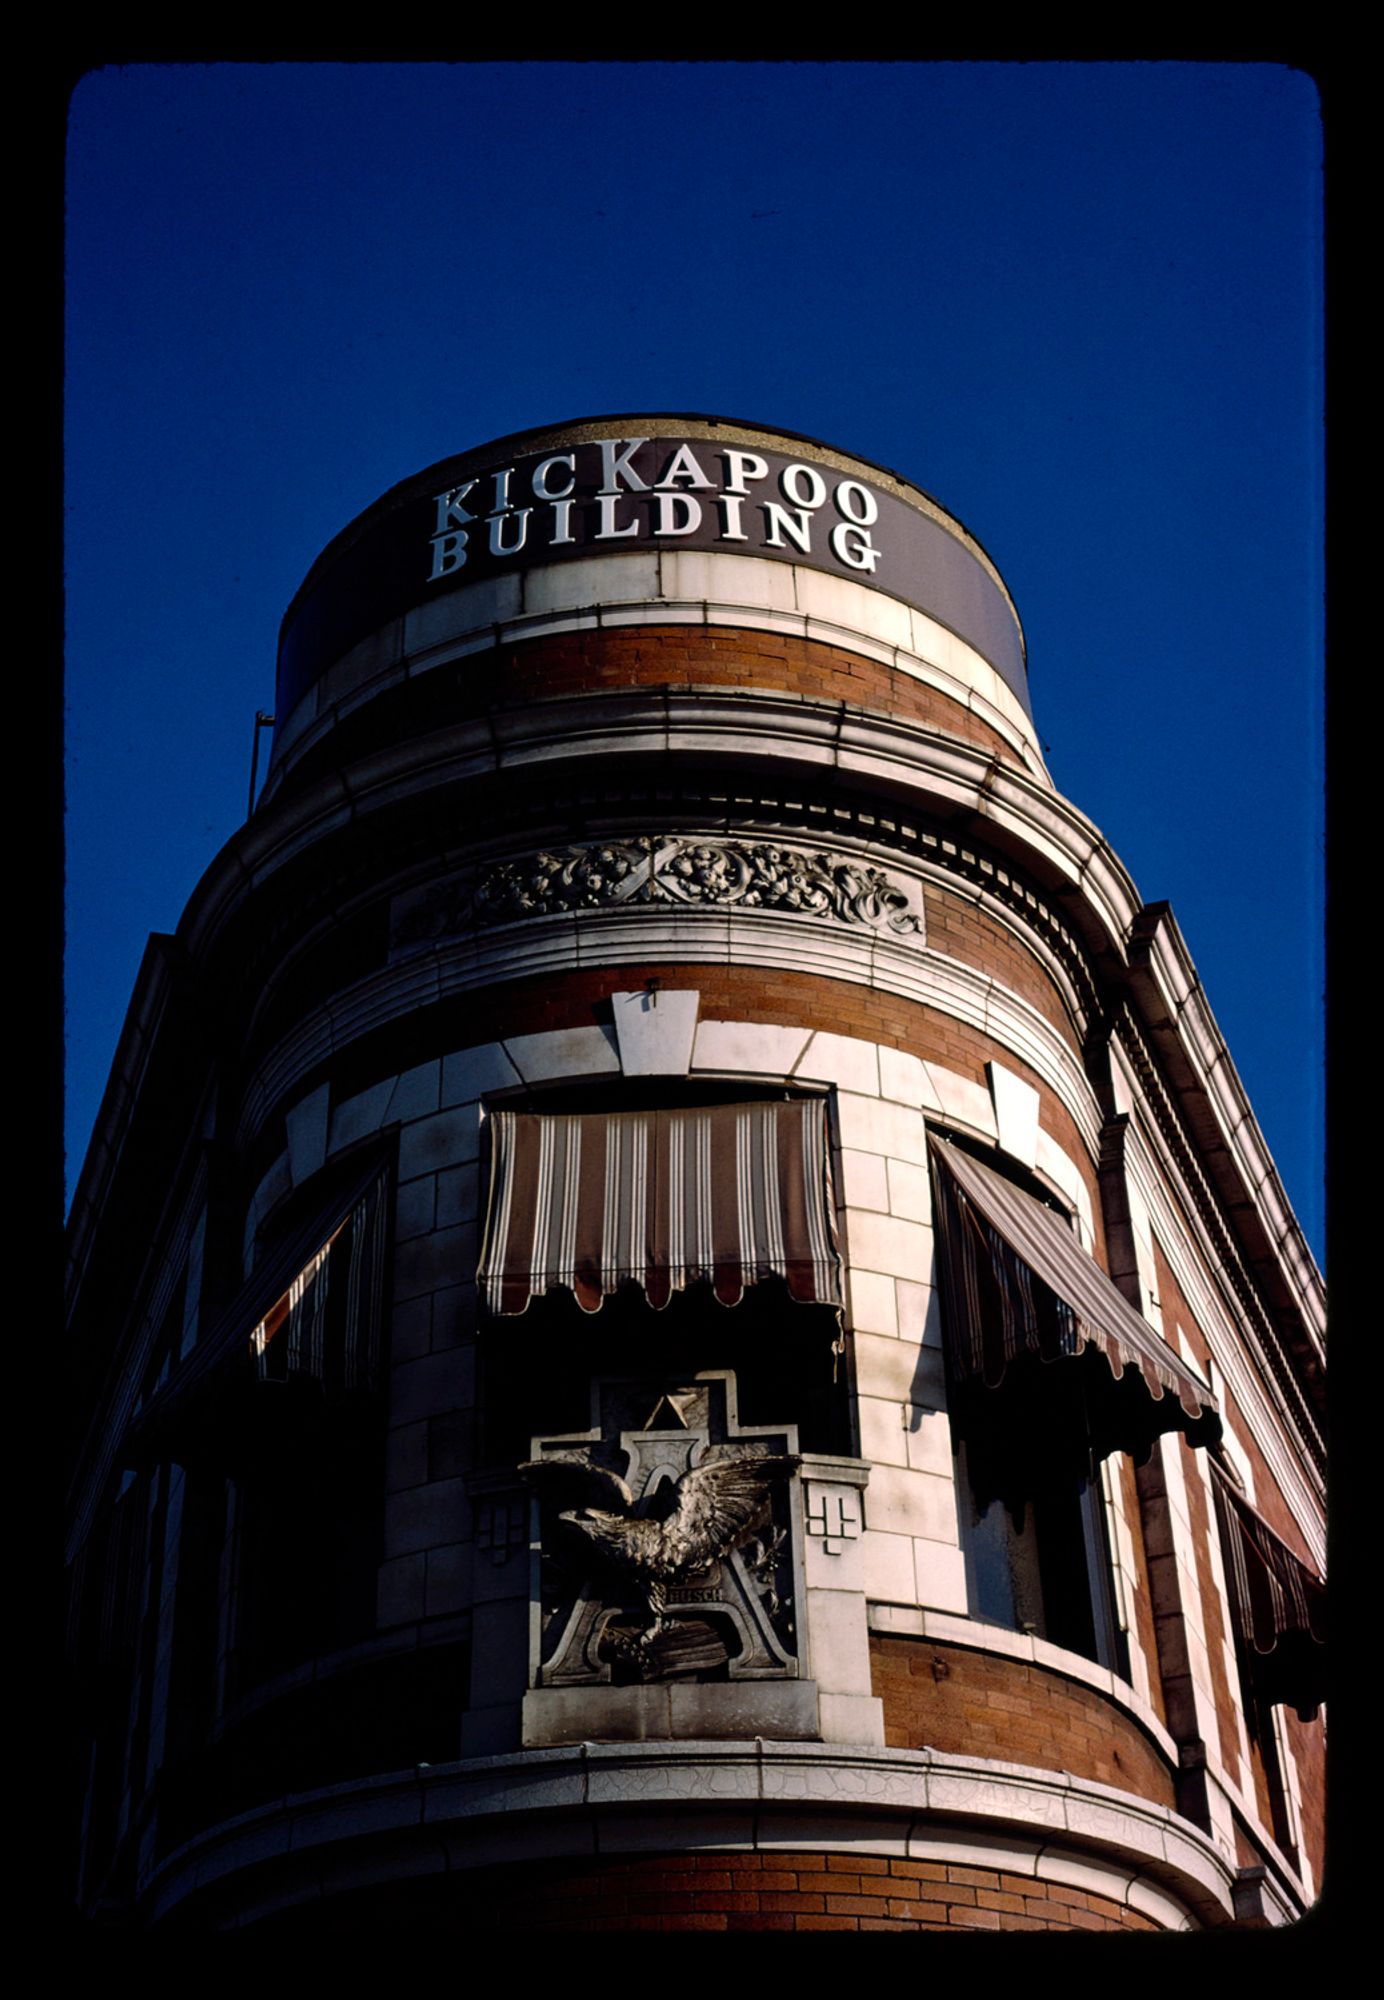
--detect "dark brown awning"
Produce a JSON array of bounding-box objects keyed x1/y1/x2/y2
[
  {"x1": 479, "y1": 1100, "x2": 841, "y2": 1316},
  {"x1": 121, "y1": 1156, "x2": 391, "y2": 1468},
  {"x1": 1211, "y1": 1462, "x2": 1326, "y2": 1719},
  {"x1": 928, "y1": 1135, "x2": 1220, "y2": 1495}
]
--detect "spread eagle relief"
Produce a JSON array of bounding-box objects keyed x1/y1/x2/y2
[{"x1": 520, "y1": 1409, "x2": 803, "y2": 1688}]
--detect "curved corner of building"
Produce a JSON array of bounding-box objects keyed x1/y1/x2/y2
[{"x1": 65, "y1": 417, "x2": 1326, "y2": 1936}]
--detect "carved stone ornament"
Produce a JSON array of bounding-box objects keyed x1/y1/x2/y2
[
  {"x1": 393, "y1": 836, "x2": 923, "y2": 948},
  {"x1": 521, "y1": 1375, "x2": 804, "y2": 1689}
]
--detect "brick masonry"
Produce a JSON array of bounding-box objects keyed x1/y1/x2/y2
[
  {"x1": 922, "y1": 884, "x2": 1081, "y2": 1050},
  {"x1": 284, "y1": 1851, "x2": 1168, "y2": 1932},
  {"x1": 447, "y1": 626, "x2": 1029, "y2": 768},
  {"x1": 870, "y1": 1634, "x2": 1177, "y2": 1811},
  {"x1": 1280, "y1": 1703, "x2": 1325, "y2": 1894}
]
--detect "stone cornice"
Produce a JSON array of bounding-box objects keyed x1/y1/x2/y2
[
  {"x1": 395, "y1": 833, "x2": 927, "y2": 943},
  {"x1": 139, "y1": 1738, "x2": 1249, "y2": 1931},
  {"x1": 1118, "y1": 998, "x2": 1325, "y2": 1473},
  {"x1": 1126, "y1": 904, "x2": 1324, "y2": 1348},
  {"x1": 182, "y1": 687, "x2": 1133, "y2": 973},
  {"x1": 1114, "y1": 1096, "x2": 1325, "y2": 1548}
]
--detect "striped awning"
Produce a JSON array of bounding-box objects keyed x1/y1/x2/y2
[
  {"x1": 1212, "y1": 1463, "x2": 1326, "y2": 1719},
  {"x1": 249, "y1": 1167, "x2": 390, "y2": 1392},
  {"x1": 479, "y1": 1100, "x2": 841, "y2": 1316},
  {"x1": 929, "y1": 1135, "x2": 1220, "y2": 1480},
  {"x1": 120, "y1": 1157, "x2": 391, "y2": 1467}
]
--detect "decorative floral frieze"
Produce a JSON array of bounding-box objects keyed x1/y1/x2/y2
[{"x1": 394, "y1": 837, "x2": 924, "y2": 947}]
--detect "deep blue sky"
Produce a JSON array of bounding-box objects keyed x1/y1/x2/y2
[{"x1": 65, "y1": 62, "x2": 1324, "y2": 1263}]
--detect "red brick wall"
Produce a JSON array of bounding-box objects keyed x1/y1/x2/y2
[
  {"x1": 870, "y1": 1635, "x2": 1176, "y2": 1810},
  {"x1": 452, "y1": 626, "x2": 1029, "y2": 768},
  {"x1": 313, "y1": 1851, "x2": 1167, "y2": 1931},
  {"x1": 923, "y1": 883, "x2": 1081, "y2": 1050},
  {"x1": 1281, "y1": 1705, "x2": 1326, "y2": 1890}
]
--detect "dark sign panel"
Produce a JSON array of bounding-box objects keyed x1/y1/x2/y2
[{"x1": 277, "y1": 432, "x2": 1029, "y2": 720}]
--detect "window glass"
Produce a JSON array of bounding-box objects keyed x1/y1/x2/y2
[{"x1": 955, "y1": 1438, "x2": 1121, "y2": 1669}]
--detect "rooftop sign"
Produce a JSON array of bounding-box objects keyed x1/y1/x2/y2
[
  {"x1": 277, "y1": 424, "x2": 1029, "y2": 721},
  {"x1": 427, "y1": 437, "x2": 888, "y2": 583}
]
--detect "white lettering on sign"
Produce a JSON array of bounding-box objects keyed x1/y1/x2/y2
[
  {"x1": 429, "y1": 530, "x2": 469, "y2": 578},
  {"x1": 716, "y1": 493, "x2": 749, "y2": 541},
  {"x1": 488, "y1": 508, "x2": 531, "y2": 557},
  {"x1": 532, "y1": 454, "x2": 576, "y2": 500},
  {"x1": 780, "y1": 462, "x2": 826, "y2": 510},
  {"x1": 596, "y1": 493, "x2": 640, "y2": 540},
  {"x1": 434, "y1": 482, "x2": 478, "y2": 533},
  {"x1": 599, "y1": 439, "x2": 650, "y2": 494},
  {"x1": 653, "y1": 492, "x2": 701, "y2": 536},
  {"x1": 427, "y1": 441, "x2": 884, "y2": 582},
  {"x1": 835, "y1": 479, "x2": 878, "y2": 527},
  {"x1": 722, "y1": 450, "x2": 768, "y2": 494},
  {"x1": 656, "y1": 442, "x2": 714, "y2": 490},
  {"x1": 831, "y1": 521, "x2": 880, "y2": 572},
  {"x1": 762, "y1": 503, "x2": 812, "y2": 554}
]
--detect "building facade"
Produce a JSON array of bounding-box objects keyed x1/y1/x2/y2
[{"x1": 65, "y1": 416, "x2": 1326, "y2": 1933}]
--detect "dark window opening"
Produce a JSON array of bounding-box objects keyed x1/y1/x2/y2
[
  {"x1": 232, "y1": 1399, "x2": 384, "y2": 1688},
  {"x1": 228, "y1": 1160, "x2": 393, "y2": 1691},
  {"x1": 482, "y1": 1275, "x2": 850, "y2": 1466},
  {"x1": 1210, "y1": 1464, "x2": 1325, "y2": 1723},
  {"x1": 67, "y1": 1475, "x2": 149, "y2": 1902}
]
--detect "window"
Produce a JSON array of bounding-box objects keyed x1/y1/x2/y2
[
  {"x1": 115, "y1": 1153, "x2": 393, "y2": 1687},
  {"x1": 249, "y1": 1172, "x2": 389, "y2": 1398},
  {"x1": 230, "y1": 1159, "x2": 392, "y2": 1683},
  {"x1": 477, "y1": 1096, "x2": 848, "y2": 1717},
  {"x1": 929, "y1": 1133, "x2": 1219, "y2": 1671},
  {"x1": 476, "y1": 1096, "x2": 849, "y2": 1460},
  {"x1": 121, "y1": 1153, "x2": 392, "y2": 1470},
  {"x1": 955, "y1": 1440, "x2": 1121, "y2": 1668},
  {"x1": 1211, "y1": 1461, "x2": 1325, "y2": 1721}
]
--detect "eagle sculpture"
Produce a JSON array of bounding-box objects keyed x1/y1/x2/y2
[{"x1": 519, "y1": 1449, "x2": 800, "y2": 1632}]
